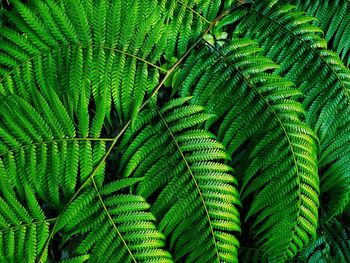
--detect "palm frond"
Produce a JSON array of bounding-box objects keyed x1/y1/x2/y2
[{"x1": 119, "y1": 97, "x2": 241, "y2": 262}]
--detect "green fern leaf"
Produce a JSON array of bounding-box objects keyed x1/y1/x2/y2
[
  {"x1": 229, "y1": 0, "x2": 350, "y2": 222},
  {"x1": 300, "y1": 219, "x2": 350, "y2": 263},
  {"x1": 174, "y1": 38, "x2": 319, "y2": 261},
  {"x1": 0, "y1": 185, "x2": 52, "y2": 262},
  {"x1": 57, "y1": 177, "x2": 173, "y2": 262},
  {"x1": 119, "y1": 98, "x2": 241, "y2": 262},
  {"x1": 278, "y1": 0, "x2": 350, "y2": 67},
  {"x1": 0, "y1": 89, "x2": 107, "y2": 205}
]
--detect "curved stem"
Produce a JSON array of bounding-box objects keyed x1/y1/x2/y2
[
  {"x1": 0, "y1": 44, "x2": 166, "y2": 85},
  {"x1": 156, "y1": 107, "x2": 220, "y2": 261}
]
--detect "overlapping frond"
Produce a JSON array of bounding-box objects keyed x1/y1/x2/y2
[
  {"x1": 278, "y1": 0, "x2": 350, "y2": 66},
  {"x1": 299, "y1": 219, "x2": 350, "y2": 263},
  {"x1": 0, "y1": 0, "x2": 348, "y2": 262},
  {"x1": 0, "y1": 88, "x2": 107, "y2": 207},
  {"x1": 0, "y1": 184, "x2": 52, "y2": 262},
  {"x1": 56, "y1": 177, "x2": 172, "y2": 262},
  {"x1": 174, "y1": 39, "x2": 319, "y2": 260},
  {"x1": 228, "y1": 0, "x2": 350, "y2": 220},
  {"x1": 119, "y1": 98, "x2": 241, "y2": 262},
  {"x1": 0, "y1": 0, "x2": 167, "y2": 123},
  {"x1": 0, "y1": 0, "x2": 246, "y2": 124}
]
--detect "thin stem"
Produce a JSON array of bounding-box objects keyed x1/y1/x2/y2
[
  {"x1": 36, "y1": 3, "x2": 246, "y2": 261},
  {"x1": 176, "y1": 0, "x2": 210, "y2": 24},
  {"x1": 36, "y1": 122, "x2": 129, "y2": 263},
  {"x1": 0, "y1": 45, "x2": 166, "y2": 85}
]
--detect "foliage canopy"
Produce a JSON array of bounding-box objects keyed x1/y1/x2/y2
[{"x1": 0, "y1": 0, "x2": 349, "y2": 262}]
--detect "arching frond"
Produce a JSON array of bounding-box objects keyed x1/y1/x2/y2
[
  {"x1": 298, "y1": 236, "x2": 330, "y2": 263},
  {"x1": 174, "y1": 39, "x2": 319, "y2": 261},
  {"x1": 228, "y1": 0, "x2": 350, "y2": 221},
  {"x1": 0, "y1": 0, "x2": 249, "y2": 124},
  {"x1": 0, "y1": 0, "x2": 349, "y2": 262},
  {"x1": 278, "y1": 0, "x2": 350, "y2": 66},
  {"x1": 0, "y1": 0, "x2": 167, "y2": 123},
  {"x1": 119, "y1": 98, "x2": 241, "y2": 262},
  {"x1": 56, "y1": 177, "x2": 172, "y2": 262}
]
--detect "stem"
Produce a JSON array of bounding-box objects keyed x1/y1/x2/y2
[{"x1": 36, "y1": 3, "x2": 246, "y2": 261}]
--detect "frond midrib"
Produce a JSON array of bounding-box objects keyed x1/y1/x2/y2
[
  {"x1": 0, "y1": 43, "x2": 167, "y2": 85},
  {"x1": 155, "y1": 107, "x2": 221, "y2": 262},
  {"x1": 34, "y1": 32, "x2": 193, "y2": 261},
  {"x1": 36, "y1": 121, "x2": 130, "y2": 263},
  {"x1": 91, "y1": 177, "x2": 137, "y2": 263},
  {"x1": 0, "y1": 217, "x2": 56, "y2": 233},
  {"x1": 0, "y1": 0, "x2": 251, "y2": 86},
  {"x1": 201, "y1": 38, "x2": 303, "y2": 257},
  {"x1": 176, "y1": 0, "x2": 210, "y2": 24},
  {"x1": 250, "y1": 7, "x2": 350, "y2": 107},
  {"x1": 0, "y1": 137, "x2": 114, "y2": 158},
  {"x1": 26, "y1": 5, "x2": 242, "y2": 261}
]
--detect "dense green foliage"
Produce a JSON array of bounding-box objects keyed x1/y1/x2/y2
[{"x1": 0, "y1": 0, "x2": 349, "y2": 262}]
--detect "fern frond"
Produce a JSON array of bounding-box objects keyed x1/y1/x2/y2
[
  {"x1": 1, "y1": 0, "x2": 348, "y2": 262},
  {"x1": 0, "y1": 0, "x2": 252, "y2": 122},
  {"x1": 278, "y1": 0, "x2": 350, "y2": 67},
  {"x1": 174, "y1": 38, "x2": 319, "y2": 260},
  {"x1": 0, "y1": 89, "x2": 108, "y2": 205},
  {"x1": 57, "y1": 177, "x2": 172, "y2": 262},
  {"x1": 119, "y1": 98, "x2": 241, "y2": 262},
  {"x1": 163, "y1": 0, "x2": 256, "y2": 58},
  {"x1": 0, "y1": 0, "x2": 169, "y2": 123},
  {"x1": 228, "y1": 0, "x2": 350, "y2": 221},
  {"x1": 299, "y1": 219, "x2": 350, "y2": 263},
  {"x1": 0, "y1": 185, "x2": 53, "y2": 262},
  {"x1": 0, "y1": 0, "x2": 243, "y2": 123}
]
